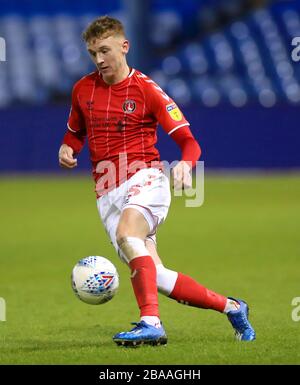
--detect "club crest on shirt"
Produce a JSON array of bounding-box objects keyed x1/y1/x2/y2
[
  {"x1": 166, "y1": 103, "x2": 182, "y2": 121},
  {"x1": 122, "y1": 99, "x2": 136, "y2": 113}
]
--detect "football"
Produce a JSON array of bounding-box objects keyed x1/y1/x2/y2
[{"x1": 71, "y1": 256, "x2": 119, "y2": 305}]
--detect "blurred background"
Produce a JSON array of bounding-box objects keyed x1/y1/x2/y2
[{"x1": 1, "y1": 0, "x2": 300, "y2": 172}]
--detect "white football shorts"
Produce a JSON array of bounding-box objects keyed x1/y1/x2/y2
[{"x1": 96, "y1": 167, "x2": 171, "y2": 262}]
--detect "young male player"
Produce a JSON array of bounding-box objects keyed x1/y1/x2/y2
[{"x1": 58, "y1": 16, "x2": 256, "y2": 346}]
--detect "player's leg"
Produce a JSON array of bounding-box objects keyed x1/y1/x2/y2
[
  {"x1": 116, "y1": 207, "x2": 159, "y2": 324},
  {"x1": 112, "y1": 207, "x2": 167, "y2": 346},
  {"x1": 146, "y1": 239, "x2": 256, "y2": 341},
  {"x1": 112, "y1": 168, "x2": 171, "y2": 346},
  {"x1": 97, "y1": 190, "x2": 166, "y2": 346},
  {"x1": 146, "y1": 239, "x2": 226, "y2": 311}
]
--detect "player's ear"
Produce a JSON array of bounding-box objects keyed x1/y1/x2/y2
[{"x1": 122, "y1": 40, "x2": 130, "y2": 54}]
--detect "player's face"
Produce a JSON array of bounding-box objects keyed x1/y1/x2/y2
[{"x1": 87, "y1": 35, "x2": 129, "y2": 81}]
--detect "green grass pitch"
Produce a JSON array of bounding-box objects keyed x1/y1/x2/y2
[{"x1": 0, "y1": 173, "x2": 299, "y2": 364}]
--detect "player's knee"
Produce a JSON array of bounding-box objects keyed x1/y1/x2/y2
[
  {"x1": 116, "y1": 235, "x2": 127, "y2": 248},
  {"x1": 116, "y1": 227, "x2": 128, "y2": 245},
  {"x1": 116, "y1": 208, "x2": 150, "y2": 242},
  {"x1": 116, "y1": 236, "x2": 149, "y2": 260},
  {"x1": 115, "y1": 224, "x2": 133, "y2": 245}
]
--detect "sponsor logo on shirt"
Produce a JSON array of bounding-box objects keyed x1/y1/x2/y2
[
  {"x1": 86, "y1": 100, "x2": 94, "y2": 111},
  {"x1": 122, "y1": 99, "x2": 136, "y2": 113},
  {"x1": 117, "y1": 119, "x2": 126, "y2": 133},
  {"x1": 166, "y1": 103, "x2": 182, "y2": 121}
]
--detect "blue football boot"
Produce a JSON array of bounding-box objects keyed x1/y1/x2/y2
[
  {"x1": 113, "y1": 321, "x2": 168, "y2": 347},
  {"x1": 227, "y1": 297, "x2": 256, "y2": 341}
]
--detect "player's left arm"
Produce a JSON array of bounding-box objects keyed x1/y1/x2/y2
[
  {"x1": 144, "y1": 80, "x2": 201, "y2": 189},
  {"x1": 170, "y1": 126, "x2": 201, "y2": 189}
]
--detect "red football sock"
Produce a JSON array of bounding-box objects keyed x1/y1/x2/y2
[
  {"x1": 169, "y1": 272, "x2": 227, "y2": 312},
  {"x1": 129, "y1": 256, "x2": 159, "y2": 317}
]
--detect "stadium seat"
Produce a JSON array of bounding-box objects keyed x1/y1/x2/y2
[{"x1": 0, "y1": 1, "x2": 299, "y2": 107}]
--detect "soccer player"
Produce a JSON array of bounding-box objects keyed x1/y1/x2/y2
[{"x1": 58, "y1": 16, "x2": 255, "y2": 346}]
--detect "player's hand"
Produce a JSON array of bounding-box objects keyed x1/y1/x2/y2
[
  {"x1": 58, "y1": 144, "x2": 78, "y2": 169},
  {"x1": 172, "y1": 161, "x2": 192, "y2": 190}
]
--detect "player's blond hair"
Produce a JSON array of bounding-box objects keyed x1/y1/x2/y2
[{"x1": 82, "y1": 16, "x2": 125, "y2": 42}]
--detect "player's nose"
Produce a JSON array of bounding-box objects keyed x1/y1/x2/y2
[{"x1": 95, "y1": 53, "x2": 104, "y2": 65}]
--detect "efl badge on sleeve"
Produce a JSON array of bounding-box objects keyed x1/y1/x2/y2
[{"x1": 166, "y1": 103, "x2": 183, "y2": 121}]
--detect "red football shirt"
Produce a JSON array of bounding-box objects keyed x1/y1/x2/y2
[{"x1": 63, "y1": 68, "x2": 190, "y2": 195}]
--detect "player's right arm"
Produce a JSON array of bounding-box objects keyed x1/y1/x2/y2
[
  {"x1": 58, "y1": 82, "x2": 87, "y2": 169},
  {"x1": 142, "y1": 75, "x2": 201, "y2": 189}
]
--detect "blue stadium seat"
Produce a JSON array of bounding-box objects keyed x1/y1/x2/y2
[
  {"x1": 0, "y1": 1, "x2": 299, "y2": 108},
  {"x1": 149, "y1": 10, "x2": 182, "y2": 49}
]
